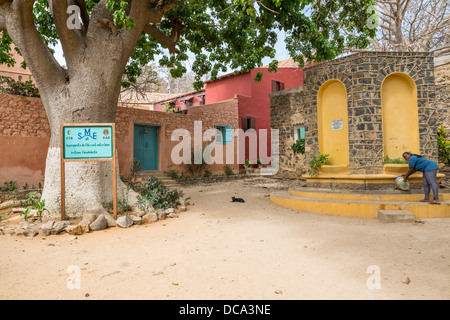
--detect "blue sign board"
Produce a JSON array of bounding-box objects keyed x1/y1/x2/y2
[{"x1": 63, "y1": 125, "x2": 114, "y2": 160}]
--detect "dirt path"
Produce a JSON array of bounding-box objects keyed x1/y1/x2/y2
[{"x1": 1, "y1": 178, "x2": 449, "y2": 300}]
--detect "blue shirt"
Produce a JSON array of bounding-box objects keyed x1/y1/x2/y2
[{"x1": 409, "y1": 155, "x2": 439, "y2": 173}]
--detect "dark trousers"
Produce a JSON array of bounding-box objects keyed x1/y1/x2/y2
[{"x1": 423, "y1": 169, "x2": 439, "y2": 201}]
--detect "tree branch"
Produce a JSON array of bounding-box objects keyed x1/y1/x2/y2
[
  {"x1": 1, "y1": 0, "x2": 66, "y2": 92},
  {"x1": 119, "y1": 0, "x2": 177, "y2": 58},
  {"x1": 48, "y1": 0, "x2": 86, "y2": 69},
  {"x1": 75, "y1": 0, "x2": 90, "y2": 29},
  {"x1": 143, "y1": 23, "x2": 180, "y2": 53}
]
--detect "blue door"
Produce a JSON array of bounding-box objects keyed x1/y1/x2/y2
[{"x1": 134, "y1": 125, "x2": 158, "y2": 170}]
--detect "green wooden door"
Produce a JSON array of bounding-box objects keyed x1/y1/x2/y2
[{"x1": 134, "y1": 125, "x2": 158, "y2": 170}]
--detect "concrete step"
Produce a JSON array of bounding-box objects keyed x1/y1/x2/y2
[
  {"x1": 289, "y1": 188, "x2": 450, "y2": 202},
  {"x1": 377, "y1": 210, "x2": 416, "y2": 223},
  {"x1": 270, "y1": 191, "x2": 450, "y2": 219},
  {"x1": 136, "y1": 171, "x2": 179, "y2": 188}
]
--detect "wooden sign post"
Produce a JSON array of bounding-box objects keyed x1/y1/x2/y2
[{"x1": 60, "y1": 123, "x2": 117, "y2": 220}]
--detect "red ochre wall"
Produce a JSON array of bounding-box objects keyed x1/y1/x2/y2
[
  {"x1": 0, "y1": 93, "x2": 239, "y2": 188},
  {"x1": 205, "y1": 67, "x2": 303, "y2": 164}
]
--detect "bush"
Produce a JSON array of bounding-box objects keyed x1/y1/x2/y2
[
  {"x1": 1, "y1": 180, "x2": 17, "y2": 192},
  {"x1": 438, "y1": 124, "x2": 450, "y2": 165},
  {"x1": 291, "y1": 139, "x2": 305, "y2": 155},
  {"x1": 0, "y1": 75, "x2": 39, "y2": 97},
  {"x1": 186, "y1": 147, "x2": 210, "y2": 177},
  {"x1": 138, "y1": 177, "x2": 180, "y2": 210},
  {"x1": 308, "y1": 153, "x2": 330, "y2": 176},
  {"x1": 203, "y1": 170, "x2": 213, "y2": 178},
  {"x1": 224, "y1": 164, "x2": 234, "y2": 176},
  {"x1": 383, "y1": 156, "x2": 408, "y2": 164},
  {"x1": 164, "y1": 169, "x2": 179, "y2": 179}
]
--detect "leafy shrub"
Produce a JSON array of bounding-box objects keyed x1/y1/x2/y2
[
  {"x1": 165, "y1": 169, "x2": 179, "y2": 179},
  {"x1": 1, "y1": 180, "x2": 17, "y2": 192},
  {"x1": 203, "y1": 170, "x2": 213, "y2": 178},
  {"x1": 291, "y1": 139, "x2": 305, "y2": 155},
  {"x1": 130, "y1": 158, "x2": 143, "y2": 178},
  {"x1": 138, "y1": 177, "x2": 180, "y2": 210},
  {"x1": 383, "y1": 156, "x2": 408, "y2": 164},
  {"x1": 438, "y1": 124, "x2": 450, "y2": 165},
  {"x1": 256, "y1": 158, "x2": 265, "y2": 167},
  {"x1": 308, "y1": 153, "x2": 330, "y2": 176},
  {"x1": 224, "y1": 164, "x2": 234, "y2": 176},
  {"x1": 0, "y1": 75, "x2": 39, "y2": 97},
  {"x1": 21, "y1": 191, "x2": 41, "y2": 207},
  {"x1": 186, "y1": 147, "x2": 209, "y2": 177}
]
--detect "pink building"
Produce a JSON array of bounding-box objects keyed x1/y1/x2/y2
[
  {"x1": 205, "y1": 58, "x2": 304, "y2": 166},
  {"x1": 152, "y1": 58, "x2": 304, "y2": 167},
  {"x1": 153, "y1": 90, "x2": 206, "y2": 112}
]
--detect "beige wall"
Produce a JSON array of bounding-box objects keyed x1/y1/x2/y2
[{"x1": 0, "y1": 93, "x2": 240, "y2": 188}]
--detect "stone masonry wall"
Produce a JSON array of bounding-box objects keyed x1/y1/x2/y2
[
  {"x1": 271, "y1": 52, "x2": 439, "y2": 175},
  {"x1": 269, "y1": 87, "x2": 305, "y2": 174},
  {"x1": 0, "y1": 94, "x2": 50, "y2": 137},
  {"x1": 435, "y1": 56, "x2": 450, "y2": 130}
]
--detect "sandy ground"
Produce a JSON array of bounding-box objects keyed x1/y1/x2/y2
[{"x1": 0, "y1": 177, "x2": 449, "y2": 300}]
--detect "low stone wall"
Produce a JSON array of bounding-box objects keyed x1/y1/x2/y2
[
  {"x1": 0, "y1": 94, "x2": 240, "y2": 188},
  {"x1": 435, "y1": 55, "x2": 450, "y2": 130},
  {"x1": 269, "y1": 87, "x2": 305, "y2": 174}
]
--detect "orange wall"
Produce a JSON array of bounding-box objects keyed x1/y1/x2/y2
[
  {"x1": 117, "y1": 98, "x2": 240, "y2": 176},
  {"x1": 205, "y1": 67, "x2": 303, "y2": 164},
  {"x1": 0, "y1": 93, "x2": 240, "y2": 188}
]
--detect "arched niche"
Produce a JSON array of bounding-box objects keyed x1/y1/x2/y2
[
  {"x1": 381, "y1": 73, "x2": 420, "y2": 162},
  {"x1": 317, "y1": 80, "x2": 349, "y2": 173}
]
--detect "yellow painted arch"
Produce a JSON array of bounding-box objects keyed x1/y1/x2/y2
[
  {"x1": 317, "y1": 80, "x2": 349, "y2": 174},
  {"x1": 381, "y1": 73, "x2": 420, "y2": 160}
]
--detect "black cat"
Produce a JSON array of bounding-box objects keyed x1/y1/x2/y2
[{"x1": 231, "y1": 196, "x2": 245, "y2": 203}]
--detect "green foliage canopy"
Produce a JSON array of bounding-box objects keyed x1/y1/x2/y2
[{"x1": 1, "y1": 0, "x2": 377, "y2": 91}]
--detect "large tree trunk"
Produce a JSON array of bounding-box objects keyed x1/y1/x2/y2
[
  {"x1": 40, "y1": 69, "x2": 139, "y2": 218},
  {"x1": 0, "y1": 1, "x2": 174, "y2": 218}
]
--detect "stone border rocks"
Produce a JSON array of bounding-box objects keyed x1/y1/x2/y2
[{"x1": 0, "y1": 193, "x2": 192, "y2": 238}]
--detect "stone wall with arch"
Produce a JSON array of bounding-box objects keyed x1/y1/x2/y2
[{"x1": 270, "y1": 51, "x2": 438, "y2": 176}]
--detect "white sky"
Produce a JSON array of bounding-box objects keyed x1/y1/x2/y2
[{"x1": 51, "y1": 30, "x2": 290, "y2": 77}]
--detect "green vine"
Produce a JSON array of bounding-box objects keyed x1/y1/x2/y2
[
  {"x1": 308, "y1": 153, "x2": 330, "y2": 176},
  {"x1": 438, "y1": 124, "x2": 450, "y2": 165}
]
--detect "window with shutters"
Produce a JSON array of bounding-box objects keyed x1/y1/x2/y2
[
  {"x1": 241, "y1": 117, "x2": 256, "y2": 131},
  {"x1": 272, "y1": 80, "x2": 285, "y2": 92},
  {"x1": 215, "y1": 125, "x2": 233, "y2": 144},
  {"x1": 293, "y1": 125, "x2": 305, "y2": 141},
  {"x1": 184, "y1": 98, "x2": 194, "y2": 108}
]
